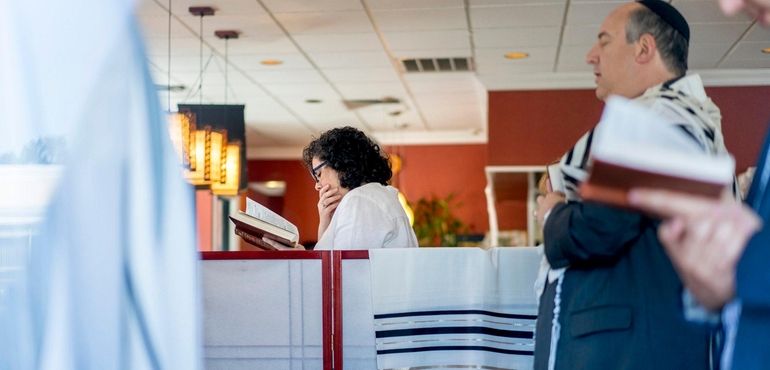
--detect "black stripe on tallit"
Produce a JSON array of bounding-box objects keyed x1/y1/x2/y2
[
  {"x1": 579, "y1": 130, "x2": 594, "y2": 169},
  {"x1": 374, "y1": 309, "x2": 536, "y2": 320},
  {"x1": 376, "y1": 326, "x2": 533, "y2": 339},
  {"x1": 377, "y1": 345, "x2": 533, "y2": 356}
]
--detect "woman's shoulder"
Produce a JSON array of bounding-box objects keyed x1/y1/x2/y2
[
  {"x1": 347, "y1": 183, "x2": 396, "y2": 198},
  {"x1": 341, "y1": 183, "x2": 399, "y2": 209}
]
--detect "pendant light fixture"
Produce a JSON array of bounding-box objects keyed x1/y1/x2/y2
[
  {"x1": 166, "y1": 6, "x2": 242, "y2": 195},
  {"x1": 211, "y1": 29, "x2": 241, "y2": 196},
  {"x1": 166, "y1": 0, "x2": 195, "y2": 171},
  {"x1": 185, "y1": 6, "x2": 215, "y2": 186}
]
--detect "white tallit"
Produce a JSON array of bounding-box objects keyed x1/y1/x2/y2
[{"x1": 558, "y1": 74, "x2": 736, "y2": 200}]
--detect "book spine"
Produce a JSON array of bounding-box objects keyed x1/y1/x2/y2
[{"x1": 579, "y1": 182, "x2": 631, "y2": 208}]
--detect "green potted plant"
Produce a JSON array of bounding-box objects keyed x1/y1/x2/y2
[{"x1": 412, "y1": 193, "x2": 467, "y2": 247}]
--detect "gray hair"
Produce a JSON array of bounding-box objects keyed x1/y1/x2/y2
[{"x1": 626, "y1": 5, "x2": 688, "y2": 76}]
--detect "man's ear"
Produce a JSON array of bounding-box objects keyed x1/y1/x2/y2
[{"x1": 635, "y1": 33, "x2": 657, "y2": 64}]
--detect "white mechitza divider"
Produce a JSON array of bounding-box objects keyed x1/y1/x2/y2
[
  {"x1": 202, "y1": 259, "x2": 324, "y2": 370},
  {"x1": 341, "y1": 258, "x2": 378, "y2": 369}
]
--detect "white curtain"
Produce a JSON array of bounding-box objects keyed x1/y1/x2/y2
[{"x1": 0, "y1": 1, "x2": 201, "y2": 369}]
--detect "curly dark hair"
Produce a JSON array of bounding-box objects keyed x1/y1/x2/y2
[{"x1": 302, "y1": 126, "x2": 392, "y2": 190}]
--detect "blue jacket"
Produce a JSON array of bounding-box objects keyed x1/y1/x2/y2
[{"x1": 733, "y1": 127, "x2": 770, "y2": 370}]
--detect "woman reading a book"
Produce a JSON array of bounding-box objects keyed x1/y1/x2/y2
[
  {"x1": 306, "y1": 126, "x2": 417, "y2": 250},
  {"x1": 265, "y1": 126, "x2": 418, "y2": 250}
]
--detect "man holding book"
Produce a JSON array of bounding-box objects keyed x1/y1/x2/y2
[
  {"x1": 627, "y1": 1, "x2": 770, "y2": 369},
  {"x1": 533, "y1": 1, "x2": 737, "y2": 369}
]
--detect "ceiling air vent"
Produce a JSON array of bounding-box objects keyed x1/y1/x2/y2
[{"x1": 401, "y1": 57, "x2": 474, "y2": 73}]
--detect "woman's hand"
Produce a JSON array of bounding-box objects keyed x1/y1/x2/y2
[{"x1": 317, "y1": 184, "x2": 343, "y2": 240}]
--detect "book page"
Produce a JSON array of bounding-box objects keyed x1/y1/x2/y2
[
  {"x1": 592, "y1": 96, "x2": 734, "y2": 184},
  {"x1": 245, "y1": 198, "x2": 299, "y2": 237},
  {"x1": 547, "y1": 164, "x2": 566, "y2": 193}
]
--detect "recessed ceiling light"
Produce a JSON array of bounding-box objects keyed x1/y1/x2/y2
[
  {"x1": 504, "y1": 52, "x2": 529, "y2": 60},
  {"x1": 305, "y1": 99, "x2": 322, "y2": 104},
  {"x1": 762, "y1": 47, "x2": 770, "y2": 54},
  {"x1": 260, "y1": 59, "x2": 283, "y2": 66}
]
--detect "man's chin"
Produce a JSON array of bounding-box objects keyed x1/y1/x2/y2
[{"x1": 595, "y1": 88, "x2": 608, "y2": 101}]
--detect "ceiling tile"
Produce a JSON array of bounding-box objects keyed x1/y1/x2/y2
[
  {"x1": 323, "y1": 67, "x2": 400, "y2": 83},
  {"x1": 405, "y1": 73, "x2": 483, "y2": 94},
  {"x1": 556, "y1": 62, "x2": 593, "y2": 72},
  {"x1": 475, "y1": 46, "x2": 556, "y2": 66},
  {"x1": 178, "y1": 14, "x2": 284, "y2": 36},
  {"x1": 557, "y1": 45, "x2": 591, "y2": 67},
  {"x1": 138, "y1": 15, "x2": 198, "y2": 38},
  {"x1": 274, "y1": 11, "x2": 373, "y2": 34},
  {"x1": 246, "y1": 69, "x2": 326, "y2": 84},
  {"x1": 473, "y1": 27, "x2": 560, "y2": 48},
  {"x1": 561, "y1": 24, "x2": 602, "y2": 46},
  {"x1": 164, "y1": 0, "x2": 267, "y2": 16},
  {"x1": 367, "y1": 0, "x2": 464, "y2": 10},
  {"x1": 334, "y1": 82, "x2": 408, "y2": 99},
  {"x1": 688, "y1": 43, "x2": 732, "y2": 69},
  {"x1": 412, "y1": 92, "x2": 483, "y2": 106},
  {"x1": 307, "y1": 50, "x2": 393, "y2": 68},
  {"x1": 475, "y1": 63, "x2": 554, "y2": 74},
  {"x1": 719, "y1": 58, "x2": 770, "y2": 68},
  {"x1": 260, "y1": 0, "x2": 362, "y2": 13},
  {"x1": 372, "y1": 8, "x2": 468, "y2": 31},
  {"x1": 228, "y1": 53, "x2": 315, "y2": 70},
  {"x1": 471, "y1": 4, "x2": 564, "y2": 28},
  {"x1": 212, "y1": 37, "x2": 299, "y2": 55},
  {"x1": 145, "y1": 37, "x2": 202, "y2": 57},
  {"x1": 689, "y1": 22, "x2": 751, "y2": 45},
  {"x1": 671, "y1": 0, "x2": 750, "y2": 23},
  {"x1": 135, "y1": 0, "x2": 168, "y2": 16},
  {"x1": 724, "y1": 41, "x2": 770, "y2": 60},
  {"x1": 565, "y1": 2, "x2": 618, "y2": 26},
  {"x1": 246, "y1": 123, "x2": 315, "y2": 146},
  {"x1": 260, "y1": 82, "x2": 338, "y2": 97},
  {"x1": 384, "y1": 30, "x2": 470, "y2": 50},
  {"x1": 746, "y1": 24, "x2": 770, "y2": 42},
  {"x1": 292, "y1": 33, "x2": 383, "y2": 51},
  {"x1": 392, "y1": 48, "x2": 471, "y2": 59},
  {"x1": 471, "y1": 0, "x2": 564, "y2": 5}
]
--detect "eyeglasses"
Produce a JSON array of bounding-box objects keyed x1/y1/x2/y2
[{"x1": 310, "y1": 161, "x2": 327, "y2": 183}]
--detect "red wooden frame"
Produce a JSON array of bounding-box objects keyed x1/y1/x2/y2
[{"x1": 333, "y1": 250, "x2": 370, "y2": 370}]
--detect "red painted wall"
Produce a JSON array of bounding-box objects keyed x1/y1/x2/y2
[
  {"x1": 707, "y1": 86, "x2": 770, "y2": 172},
  {"x1": 246, "y1": 160, "x2": 320, "y2": 245},
  {"x1": 487, "y1": 86, "x2": 770, "y2": 170},
  {"x1": 488, "y1": 90, "x2": 604, "y2": 166},
  {"x1": 487, "y1": 86, "x2": 770, "y2": 228},
  {"x1": 387, "y1": 144, "x2": 489, "y2": 234}
]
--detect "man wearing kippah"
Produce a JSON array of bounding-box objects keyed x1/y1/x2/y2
[{"x1": 534, "y1": 1, "x2": 736, "y2": 369}]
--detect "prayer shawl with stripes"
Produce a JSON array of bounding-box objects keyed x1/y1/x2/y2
[
  {"x1": 557, "y1": 74, "x2": 735, "y2": 201},
  {"x1": 369, "y1": 247, "x2": 541, "y2": 370}
]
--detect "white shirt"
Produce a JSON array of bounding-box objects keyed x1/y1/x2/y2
[{"x1": 315, "y1": 183, "x2": 418, "y2": 250}]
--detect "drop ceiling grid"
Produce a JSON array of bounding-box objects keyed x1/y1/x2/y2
[{"x1": 138, "y1": 0, "x2": 770, "y2": 150}]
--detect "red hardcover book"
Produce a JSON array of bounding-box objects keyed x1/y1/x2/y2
[{"x1": 580, "y1": 96, "x2": 734, "y2": 208}]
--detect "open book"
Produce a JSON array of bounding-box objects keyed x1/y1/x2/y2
[
  {"x1": 580, "y1": 96, "x2": 735, "y2": 208},
  {"x1": 229, "y1": 198, "x2": 299, "y2": 250}
]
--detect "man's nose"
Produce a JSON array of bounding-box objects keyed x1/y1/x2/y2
[{"x1": 586, "y1": 44, "x2": 599, "y2": 65}]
